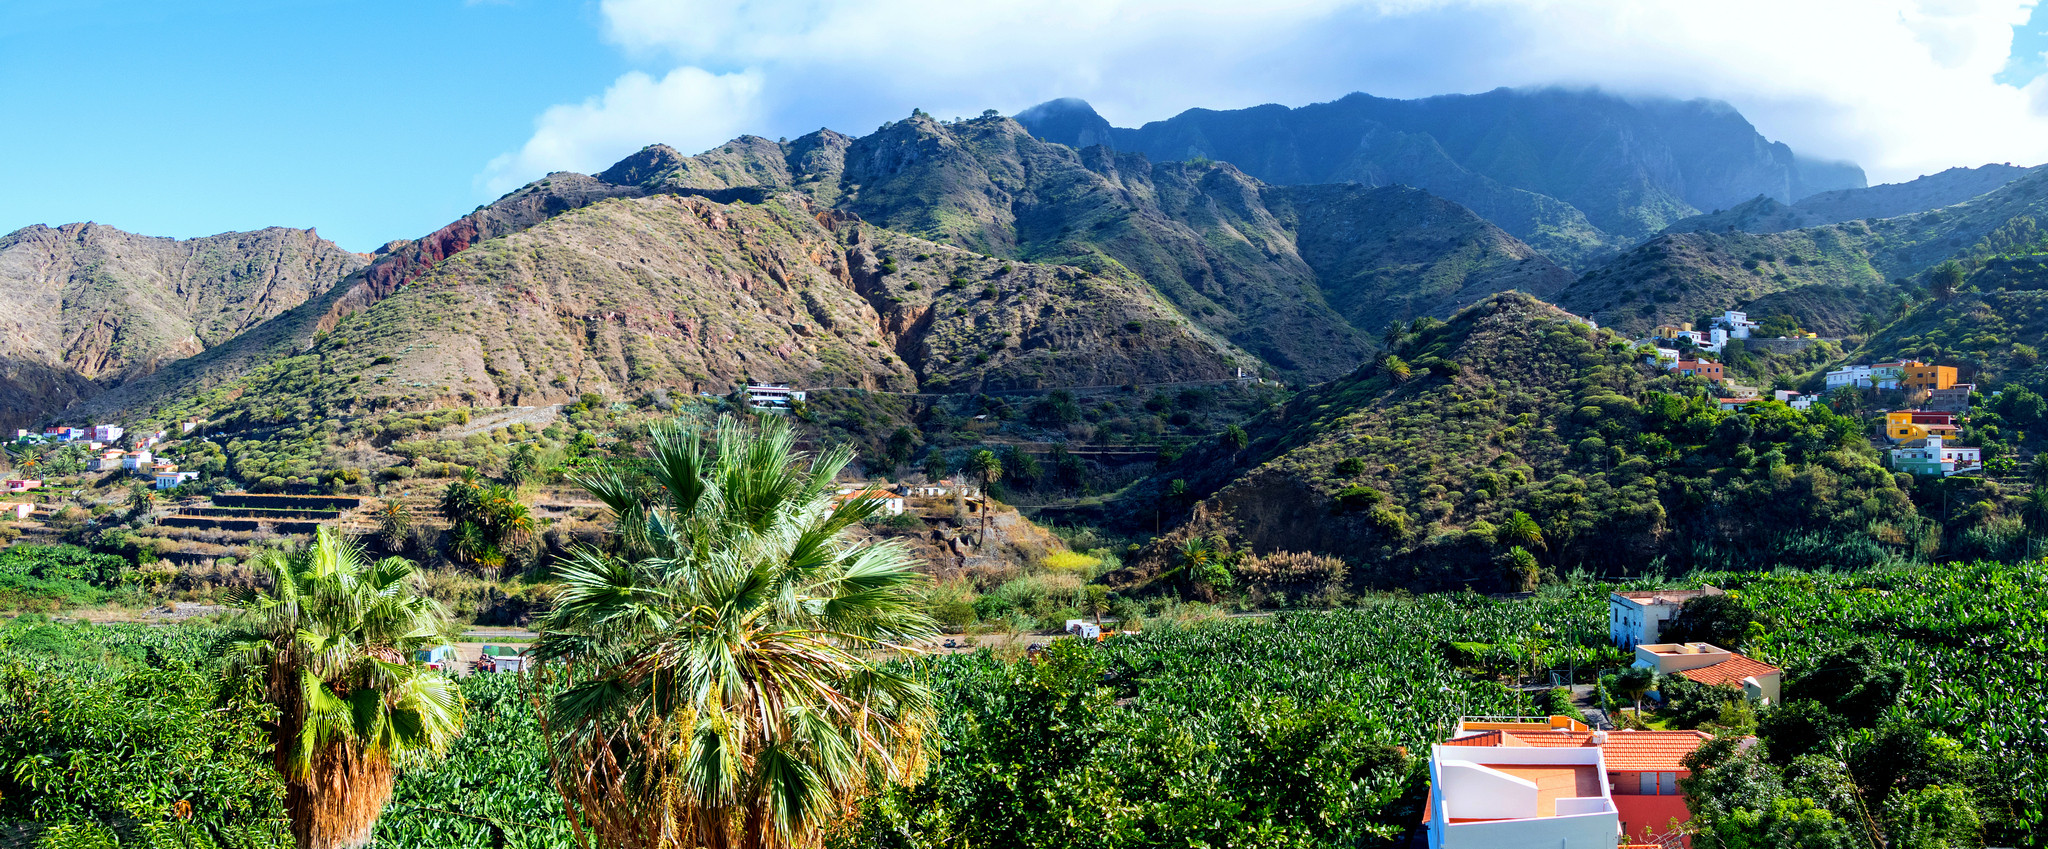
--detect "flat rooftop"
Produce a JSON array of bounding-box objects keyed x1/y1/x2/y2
[
  {"x1": 1611, "y1": 586, "x2": 1721, "y2": 605},
  {"x1": 1444, "y1": 764, "x2": 1602, "y2": 823}
]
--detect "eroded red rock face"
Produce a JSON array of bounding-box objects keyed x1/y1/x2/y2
[
  {"x1": 316, "y1": 218, "x2": 482, "y2": 333},
  {"x1": 365, "y1": 218, "x2": 481, "y2": 299}
]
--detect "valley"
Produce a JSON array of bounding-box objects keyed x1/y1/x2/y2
[{"x1": 11, "y1": 87, "x2": 2048, "y2": 849}]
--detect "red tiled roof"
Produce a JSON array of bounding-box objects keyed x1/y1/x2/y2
[
  {"x1": 1675, "y1": 655, "x2": 1781, "y2": 688},
  {"x1": 1444, "y1": 728, "x2": 1713, "y2": 773}
]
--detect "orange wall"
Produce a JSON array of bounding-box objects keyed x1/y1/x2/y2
[{"x1": 1616, "y1": 794, "x2": 1692, "y2": 847}]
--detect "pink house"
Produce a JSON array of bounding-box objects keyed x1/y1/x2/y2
[{"x1": 4, "y1": 480, "x2": 41, "y2": 494}]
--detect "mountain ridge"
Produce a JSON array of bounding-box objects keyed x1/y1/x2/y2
[{"x1": 1016, "y1": 89, "x2": 1866, "y2": 268}]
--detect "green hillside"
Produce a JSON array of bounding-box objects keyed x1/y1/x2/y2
[{"x1": 1117, "y1": 293, "x2": 1918, "y2": 592}]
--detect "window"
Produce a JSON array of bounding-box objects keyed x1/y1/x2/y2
[
  {"x1": 1641, "y1": 773, "x2": 1655, "y2": 795},
  {"x1": 1660, "y1": 773, "x2": 1677, "y2": 795}
]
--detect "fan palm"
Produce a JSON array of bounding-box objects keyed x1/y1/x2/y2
[
  {"x1": 220, "y1": 527, "x2": 465, "y2": 849},
  {"x1": 532, "y1": 414, "x2": 937, "y2": 849}
]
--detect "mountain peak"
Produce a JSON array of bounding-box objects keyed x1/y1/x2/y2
[
  {"x1": 597, "y1": 143, "x2": 687, "y2": 187},
  {"x1": 1015, "y1": 97, "x2": 1117, "y2": 149}
]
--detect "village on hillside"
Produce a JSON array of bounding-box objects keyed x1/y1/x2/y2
[{"x1": 1634, "y1": 310, "x2": 1990, "y2": 479}]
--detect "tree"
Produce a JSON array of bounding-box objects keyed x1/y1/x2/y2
[
  {"x1": 531, "y1": 415, "x2": 936, "y2": 849},
  {"x1": 1615, "y1": 666, "x2": 1657, "y2": 718},
  {"x1": 966, "y1": 449, "x2": 1003, "y2": 540},
  {"x1": 1784, "y1": 642, "x2": 1905, "y2": 727},
  {"x1": 1379, "y1": 354, "x2": 1412, "y2": 383},
  {"x1": 1662, "y1": 594, "x2": 1764, "y2": 649},
  {"x1": 1930, "y1": 261, "x2": 1965, "y2": 300},
  {"x1": 1082, "y1": 585, "x2": 1110, "y2": 625},
  {"x1": 1498, "y1": 511, "x2": 1545, "y2": 551},
  {"x1": 1500, "y1": 546, "x2": 1539, "y2": 592},
  {"x1": 503, "y1": 443, "x2": 539, "y2": 487},
  {"x1": 1885, "y1": 784, "x2": 1982, "y2": 849},
  {"x1": 220, "y1": 528, "x2": 464, "y2": 849},
  {"x1": 1221, "y1": 424, "x2": 1248, "y2": 451},
  {"x1": 376, "y1": 501, "x2": 413, "y2": 554}
]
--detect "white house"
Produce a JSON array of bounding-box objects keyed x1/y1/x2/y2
[
  {"x1": 4, "y1": 503, "x2": 32, "y2": 520},
  {"x1": 1715, "y1": 310, "x2": 1760, "y2": 340},
  {"x1": 1773, "y1": 390, "x2": 1817, "y2": 410},
  {"x1": 1891, "y1": 435, "x2": 1983, "y2": 477},
  {"x1": 1634, "y1": 642, "x2": 1783, "y2": 705},
  {"x1": 155, "y1": 471, "x2": 200, "y2": 490},
  {"x1": 1609, "y1": 587, "x2": 1722, "y2": 648},
  {"x1": 90, "y1": 425, "x2": 124, "y2": 442},
  {"x1": 1825, "y1": 361, "x2": 1909, "y2": 391},
  {"x1": 1065, "y1": 619, "x2": 1102, "y2": 639},
  {"x1": 1425, "y1": 742, "x2": 1619, "y2": 849},
  {"x1": 120, "y1": 450, "x2": 154, "y2": 471},
  {"x1": 900, "y1": 483, "x2": 949, "y2": 497},
  {"x1": 745, "y1": 384, "x2": 807, "y2": 411}
]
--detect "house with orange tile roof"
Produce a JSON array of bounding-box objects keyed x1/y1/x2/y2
[
  {"x1": 1634, "y1": 642, "x2": 1782, "y2": 705},
  {"x1": 1424, "y1": 728, "x2": 1619, "y2": 848},
  {"x1": 1435, "y1": 716, "x2": 1713, "y2": 847},
  {"x1": 831, "y1": 486, "x2": 906, "y2": 516}
]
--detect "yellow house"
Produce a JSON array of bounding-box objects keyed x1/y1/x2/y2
[
  {"x1": 1901, "y1": 363, "x2": 1958, "y2": 392},
  {"x1": 1885, "y1": 411, "x2": 1960, "y2": 443},
  {"x1": 1653, "y1": 323, "x2": 1691, "y2": 340}
]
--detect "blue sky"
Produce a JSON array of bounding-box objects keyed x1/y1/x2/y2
[
  {"x1": 0, "y1": 1, "x2": 626, "y2": 251},
  {"x1": 9, "y1": 1, "x2": 2048, "y2": 253}
]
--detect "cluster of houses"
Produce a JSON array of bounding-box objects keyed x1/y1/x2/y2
[
  {"x1": 1819, "y1": 361, "x2": 1986, "y2": 477},
  {"x1": 10, "y1": 420, "x2": 204, "y2": 490},
  {"x1": 829, "y1": 479, "x2": 981, "y2": 517},
  {"x1": 1644, "y1": 310, "x2": 1764, "y2": 356},
  {"x1": 1424, "y1": 587, "x2": 1785, "y2": 848},
  {"x1": 1648, "y1": 345, "x2": 1988, "y2": 479}
]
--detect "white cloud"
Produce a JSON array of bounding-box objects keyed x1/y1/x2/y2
[
  {"x1": 487, "y1": 0, "x2": 2048, "y2": 188},
  {"x1": 478, "y1": 66, "x2": 764, "y2": 194}
]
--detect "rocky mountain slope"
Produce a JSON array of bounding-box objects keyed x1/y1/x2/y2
[
  {"x1": 1114, "y1": 293, "x2": 1912, "y2": 591},
  {"x1": 1665, "y1": 163, "x2": 2038, "y2": 235},
  {"x1": 0, "y1": 224, "x2": 365, "y2": 430},
  {"x1": 1016, "y1": 90, "x2": 1865, "y2": 268},
  {"x1": 88, "y1": 191, "x2": 1247, "y2": 428},
  {"x1": 599, "y1": 112, "x2": 1570, "y2": 378},
  {"x1": 63, "y1": 174, "x2": 653, "y2": 422}
]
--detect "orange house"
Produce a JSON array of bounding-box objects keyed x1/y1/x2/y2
[
  {"x1": 1668, "y1": 359, "x2": 1723, "y2": 383},
  {"x1": 1443, "y1": 716, "x2": 1712, "y2": 847},
  {"x1": 1901, "y1": 363, "x2": 1958, "y2": 392}
]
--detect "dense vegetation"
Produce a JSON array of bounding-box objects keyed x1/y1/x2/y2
[
  {"x1": 1122, "y1": 293, "x2": 1918, "y2": 594},
  {"x1": 14, "y1": 555, "x2": 2048, "y2": 846}
]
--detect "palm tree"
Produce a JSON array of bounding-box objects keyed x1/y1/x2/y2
[
  {"x1": 965, "y1": 449, "x2": 1003, "y2": 541},
  {"x1": 532, "y1": 415, "x2": 937, "y2": 849},
  {"x1": 220, "y1": 528, "x2": 464, "y2": 849},
  {"x1": 1615, "y1": 666, "x2": 1657, "y2": 720}
]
